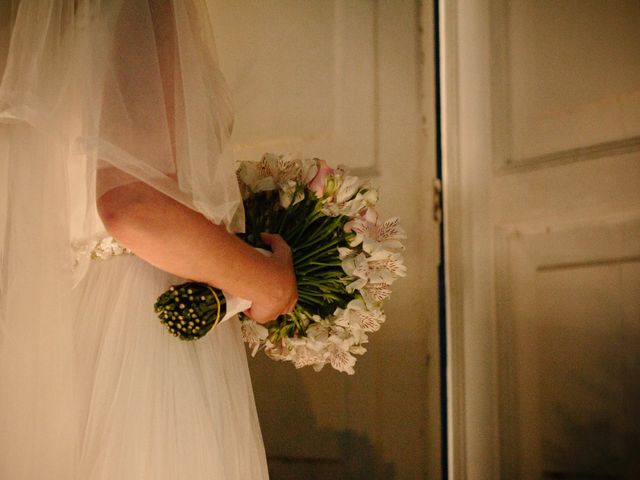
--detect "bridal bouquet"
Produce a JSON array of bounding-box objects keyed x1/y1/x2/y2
[{"x1": 154, "y1": 154, "x2": 406, "y2": 374}]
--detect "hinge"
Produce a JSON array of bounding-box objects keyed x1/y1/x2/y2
[{"x1": 432, "y1": 178, "x2": 443, "y2": 224}]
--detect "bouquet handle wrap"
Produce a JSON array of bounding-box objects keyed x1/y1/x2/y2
[{"x1": 219, "y1": 247, "x2": 272, "y2": 325}]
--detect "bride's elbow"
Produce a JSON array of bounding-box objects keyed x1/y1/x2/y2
[
  {"x1": 97, "y1": 190, "x2": 129, "y2": 236},
  {"x1": 96, "y1": 184, "x2": 149, "y2": 237}
]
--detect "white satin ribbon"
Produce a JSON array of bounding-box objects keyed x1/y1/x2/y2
[{"x1": 219, "y1": 247, "x2": 272, "y2": 324}]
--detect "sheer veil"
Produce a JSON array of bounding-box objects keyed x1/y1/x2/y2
[
  {"x1": 1, "y1": 0, "x2": 244, "y2": 284},
  {"x1": 0, "y1": 1, "x2": 245, "y2": 477}
]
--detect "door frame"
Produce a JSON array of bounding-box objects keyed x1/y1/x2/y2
[{"x1": 439, "y1": 0, "x2": 501, "y2": 478}]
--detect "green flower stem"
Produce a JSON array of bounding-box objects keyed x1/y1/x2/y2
[
  {"x1": 292, "y1": 219, "x2": 344, "y2": 254},
  {"x1": 297, "y1": 279, "x2": 345, "y2": 288},
  {"x1": 297, "y1": 293, "x2": 329, "y2": 306},
  {"x1": 276, "y1": 186, "x2": 306, "y2": 234},
  {"x1": 290, "y1": 210, "x2": 326, "y2": 245},
  {"x1": 298, "y1": 289, "x2": 339, "y2": 300},
  {"x1": 299, "y1": 260, "x2": 344, "y2": 268},
  {"x1": 296, "y1": 262, "x2": 343, "y2": 277},
  {"x1": 297, "y1": 279, "x2": 344, "y2": 290},
  {"x1": 294, "y1": 239, "x2": 343, "y2": 268},
  {"x1": 301, "y1": 289, "x2": 340, "y2": 298},
  {"x1": 290, "y1": 311, "x2": 305, "y2": 332},
  {"x1": 295, "y1": 237, "x2": 342, "y2": 262},
  {"x1": 300, "y1": 270, "x2": 345, "y2": 278}
]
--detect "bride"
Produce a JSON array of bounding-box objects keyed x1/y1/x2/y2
[{"x1": 0, "y1": 1, "x2": 296, "y2": 478}]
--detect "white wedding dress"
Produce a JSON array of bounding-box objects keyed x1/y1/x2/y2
[{"x1": 0, "y1": 1, "x2": 269, "y2": 478}]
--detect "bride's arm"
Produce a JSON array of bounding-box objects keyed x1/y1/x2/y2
[
  {"x1": 93, "y1": 3, "x2": 296, "y2": 324},
  {"x1": 97, "y1": 182, "x2": 298, "y2": 324}
]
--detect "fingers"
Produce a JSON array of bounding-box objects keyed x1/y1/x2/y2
[
  {"x1": 245, "y1": 232, "x2": 296, "y2": 323},
  {"x1": 260, "y1": 232, "x2": 292, "y2": 260},
  {"x1": 259, "y1": 232, "x2": 276, "y2": 244},
  {"x1": 243, "y1": 307, "x2": 287, "y2": 324},
  {"x1": 244, "y1": 295, "x2": 297, "y2": 324},
  {"x1": 260, "y1": 232, "x2": 286, "y2": 250}
]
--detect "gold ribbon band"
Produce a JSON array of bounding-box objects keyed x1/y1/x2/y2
[{"x1": 208, "y1": 286, "x2": 222, "y2": 328}]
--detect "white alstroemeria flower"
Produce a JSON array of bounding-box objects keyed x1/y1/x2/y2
[
  {"x1": 366, "y1": 249, "x2": 407, "y2": 284},
  {"x1": 257, "y1": 153, "x2": 318, "y2": 188},
  {"x1": 277, "y1": 156, "x2": 303, "y2": 185},
  {"x1": 291, "y1": 342, "x2": 326, "y2": 369},
  {"x1": 312, "y1": 362, "x2": 327, "y2": 373},
  {"x1": 300, "y1": 158, "x2": 319, "y2": 184},
  {"x1": 328, "y1": 324, "x2": 361, "y2": 350},
  {"x1": 321, "y1": 179, "x2": 377, "y2": 218},
  {"x1": 238, "y1": 153, "x2": 290, "y2": 194},
  {"x1": 293, "y1": 350, "x2": 318, "y2": 369},
  {"x1": 328, "y1": 344, "x2": 357, "y2": 375},
  {"x1": 237, "y1": 160, "x2": 277, "y2": 193},
  {"x1": 333, "y1": 308, "x2": 348, "y2": 325},
  {"x1": 346, "y1": 213, "x2": 406, "y2": 252},
  {"x1": 362, "y1": 282, "x2": 392, "y2": 304},
  {"x1": 304, "y1": 324, "x2": 335, "y2": 363},
  {"x1": 342, "y1": 252, "x2": 369, "y2": 280},
  {"x1": 342, "y1": 247, "x2": 405, "y2": 294},
  {"x1": 304, "y1": 339, "x2": 328, "y2": 357},
  {"x1": 264, "y1": 339, "x2": 291, "y2": 361},
  {"x1": 236, "y1": 160, "x2": 257, "y2": 187},
  {"x1": 331, "y1": 309, "x2": 368, "y2": 344},
  {"x1": 241, "y1": 321, "x2": 269, "y2": 356},
  {"x1": 321, "y1": 202, "x2": 340, "y2": 216},
  {"x1": 287, "y1": 336, "x2": 308, "y2": 347},
  {"x1": 279, "y1": 180, "x2": 305, "y2": 208},
  {"x1": 257, "y1": 153, "x2": 279, "y2": 178},
  {"x1": 338, "y1": 247, "x2": 355, "y2": 260},
  {"x1": 316, "y1": 170, "x2": 347, "y2": 213},
  {"x1": 349, "y1": 345, "x2": 367, "y2": 355},
  {"x1": 343, "y1": 299, "x2": 386, "y2": 333},
  {"x1": 336, "y1": 187, "x2": 379, "y2": 217},
  {"x1": 309, "y1": 315, "x2": 332, "y2": 327},
  {"x1": 237, "y1": 180, "x2": 251, "y2": 200},
  {"x1": 325, "y1": 167, "x2": 346, "y2": 196},
  {"x1": 306, "y1": 323, "x2": 330, "y2": 345},
  {"x1": 283, "y1": 155, "x2": 321, "y2": 185},
  {"x1": 346, "y1": 277, "x2": 367, "y2": 294},
  {"x1": 335, "y1": 176, "x2": 361, "y2": 204},
  {"x1": 254, "y1": 176, "x2": 277, "y2": 192},
  {"x1": 350, "y1": 327, "x2": 369, "y2": 346}
]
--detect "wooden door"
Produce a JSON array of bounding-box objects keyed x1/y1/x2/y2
[
  {"x1": 442, "y1": 0, "x2": 640, "y2": 478},
  {"x1": 209, "y1": 1, "x2": 441, "y2": 479}
]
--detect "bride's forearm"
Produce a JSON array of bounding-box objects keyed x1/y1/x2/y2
[{"x1": 97, "y1": 181, "x2": 290, "y2": 310}]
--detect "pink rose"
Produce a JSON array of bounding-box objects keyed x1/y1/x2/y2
[{"x1": 307, "y1": 159, "x2": 334, "y2": 197}]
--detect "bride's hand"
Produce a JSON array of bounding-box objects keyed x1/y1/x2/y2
[{"x1": 244, "y1": 233, "x2": 298, "y2": 324}]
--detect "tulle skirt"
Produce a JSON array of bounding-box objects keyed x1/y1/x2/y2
[
  {"x1": 70, "y1": 254, "x2": 269, "y2": 480},
  {"x1": 0, "y1": 249, "x2": 269, "y2": 479}
]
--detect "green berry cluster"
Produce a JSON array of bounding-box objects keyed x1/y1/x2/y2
[{"x1": 153, "y1": 282, "x2": 226, "y2": 341}]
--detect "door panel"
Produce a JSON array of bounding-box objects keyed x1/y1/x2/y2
[
  {"x1": 492, "y1": 0, "x2": 640, "y2": 165},
  {"x1": 496, "y1": 218, "x2": 640, "y2": 478},
  {"x1": 442, "y1": 0, "x2": 640, "y2": 478},
  {"x1": 209, "y1": 1, "x2": 440, "y2": 478}
]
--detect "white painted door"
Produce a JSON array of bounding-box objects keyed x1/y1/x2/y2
[
  {"x1": 442, "y1": 1, "x2": 640, "y2": 479},
  {"x1": 209, "y1": 1, "x2": 441, "y2": 479}
]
